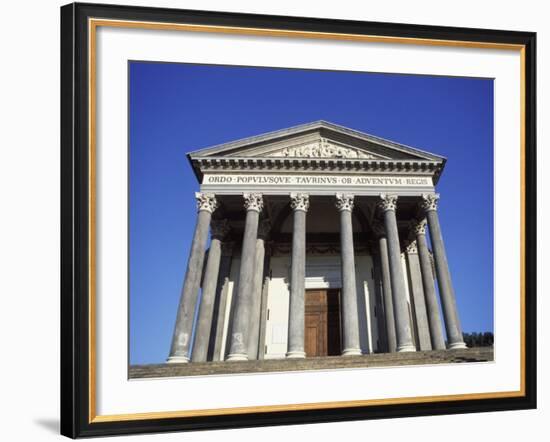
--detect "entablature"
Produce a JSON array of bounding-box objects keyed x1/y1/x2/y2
[{"x1": 192, "y1": 157, "x2": 443, "y2": 185}]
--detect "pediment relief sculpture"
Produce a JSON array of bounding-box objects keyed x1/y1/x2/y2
[{"x1": 266, "y1": 139, "x2": 378, "y2": 159}]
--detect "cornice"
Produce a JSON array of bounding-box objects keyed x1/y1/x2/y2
[{"x1": 191, "y1": 157, "x2": 444, "y2": 182}]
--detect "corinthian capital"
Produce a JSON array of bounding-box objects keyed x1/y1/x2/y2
[
  {"x1": 335, "y1": 193, "x2": 354, "y2": 212},
  {"x1": 405, "y1": 240, "x2": 418, "y2": 254},
  {"x1": 243, "y1": 193, "x2": 264, "y2": 212},
  {"x1": 420, "y1": 193, "x2": 439, "y2": 212},
  {"x1": 411, "y1": 218, "x2": 427, "y2": 236},
  {"x1": 377, "y1": 194, "x2": 398, "y2": 212},
  {"x1": 210, "y1": 219, "x2": 230, "y2": 239},
  {"x1": 290, "y1": 193, "x2": 310, "y2": 212},
  {"x1": 195, "y1": 192, "x2": 218, "y2": 213}
]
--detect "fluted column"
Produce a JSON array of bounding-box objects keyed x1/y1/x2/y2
[
  {"x1": 227, "y1": 193, "x2": 264, "y2": 361},
  {"x1": 377, "y1": 194, "x2": 416, "y2": 352},
  {"x1": 257, "y1": 242, "x2": 272, "y2": 360},
  {"x1": 373, "y1": 221, "x2": 397, "y2": 353},
  {"x1": 413, "y1": 219, "x2": 446, "y2": 350},
  {"x1": 421, "y1": 194, "x2": 466, "y2": 349},
  {"x1": 247, "y1": 219, "x2": 271, "y2": 360},
  {"x1": 335, "y1": 193, "x2": 362, "y2": 356},
  {"x1": 167, "y1": 193, "x2": 218, "y2": 363},
  {"x1": 287, "y1": 193, "x2": 309, "y2": 358},
  {"x1": 405, "y1": 241, "x2": 432, "y2": 350},
  {"x1": 192, "y1": 220, "x2": 230, "y2": 362},
  {"x1": 370, "y1": 248, "x2": 388, "y2": 353},
  {"x1": 210, "y1": 241, "x2": 234, "y2": 361}
]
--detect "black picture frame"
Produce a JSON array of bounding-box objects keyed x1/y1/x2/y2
[{"x1": 60, "y1": 2, "x2": 537, "y2": 438}]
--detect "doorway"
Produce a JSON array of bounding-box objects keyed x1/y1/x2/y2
[{"x1": 304, "y1": 289, "x2": 341, "y2": 357}]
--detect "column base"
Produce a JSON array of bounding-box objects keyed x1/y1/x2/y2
[
  {"x1": 286, "y1": 350, "x2": 306, "y2": 359},
  {"x1": 397, "y1": 344, "x2": 417, "y2": 352},
  {"x1": 341, "y1": 348, "x2": 362, "y2": 356},
  {"x1": 226, "y1": 353, "x2": 248, "y2": 361},
  {"x1": 448, "y1": 342, "x2": 468, "y2": 350},
  {"x1": 166, "y1": 355, "x2": 190, "y2": 364}
]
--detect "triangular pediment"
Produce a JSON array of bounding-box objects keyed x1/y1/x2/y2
[{"x1": 187, "y1": 121, "x2": 445, "y2": 163}]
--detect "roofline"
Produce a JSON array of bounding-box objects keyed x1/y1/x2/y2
[
  {"x1": 186, "y1": 120, "x2": 446, "y2": 162},
  {"x1": 186, "y1": 120, "x2": 327, "y2": 156},
  {"x1": 186, "y1": 152, "x2": 201, "y2": 183}
]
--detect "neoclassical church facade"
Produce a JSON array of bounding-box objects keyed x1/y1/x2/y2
[{"x1": 167, "y1": 121, "x2": 466, "y2": 364}]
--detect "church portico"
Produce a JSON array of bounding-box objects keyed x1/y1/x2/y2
[{"x1": 167, "y1": 121, "x2": 466, "y2": 365}]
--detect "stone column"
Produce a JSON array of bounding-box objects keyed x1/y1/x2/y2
[
  {"x1": 421, "y1": 194, "x2": 466, "y2": 349},
  {"x1": 191, "y1": 220, "x2": 230, "y2": 362},
  {"x1": 373, "y1": 221, "x2": 397, "y2": 353},
  {"x1": 405, "y1": 241, "x2": 432, "y2": 351},
  {"x1": 247, "y1": 219, "x2": 271, "y2": 360},
  {"x1": 377, "y1": 194, "x2": 416, "y2": 352},
  {"x1": 210, "y1": 242, "x2": 234, "y2": 361},
  {"x1": 286, "y1": 193, "x2": 309, "y2": 358},
  {"x1": 227, "y1": 193, "x2": 264, "y2": 361},
  {"x1": 335, "y1": 193, "x2": 362, "y2": 356},
  {"x1": 167, "y1": 193, "x2": 218, "y2": 363},
  {"x1": 413, "y1": 219, "x2": 446, "y2": 350},
  {"x1": 371, "y1": 249, "x2": 388, "y2": 353},
  {"x1": 258, "y1": 242, "x2": 273, "y2": 360}
]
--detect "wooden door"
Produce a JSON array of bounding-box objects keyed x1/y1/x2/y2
[{"x1": 304, "y1": 289, "x2": 341, "y2": 357}]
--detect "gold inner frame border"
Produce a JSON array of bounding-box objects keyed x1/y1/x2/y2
[{"x1": 87, "y1": 17, "x2": 527, "y2": 424}]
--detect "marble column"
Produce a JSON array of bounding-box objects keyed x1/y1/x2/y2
[
  {"x1": 210, "y1": 242, "x2": 234, "y2": 361},
  {"x1": 247, "y1": 219, "x2": 271, "y2": 360},
  {"x1": 421, "y1": 194, "x2": 467, "y2": 349},
  {"x1": 413, "y1": 219, "x2": 446, "y2": 350},
  {"x1": 405, "y1": 241, "x2": 432, "y2": 351},
  {"x1": 192, "y1": 220, "x2": 230, "y2": 362},
  {"x1": 257, "y1": 280, "x2": 271, "y2": 359},
  {"x1": 227, "y1": 193, "x2": 264, "y2": 361},
  {"x1": 167, "y1": 193, "x2": 218, "y2": 363},
  {"x1": 258, "y1": 242, "x2": 272, "y2": 360},
  {"x1": 371, "y1": 248, "x2": 388, "y2": 353},
  {"x1": 335, "y1": 193, "x2": 362, "y2": 356},
  {"x1": 286, "y1": 193, "x2": 309, "y2": 358},
  {"x1": 373, "y1": 221, "x2": 397, "y2": 353},
  {"x1": 377, "y1": 194, "x2": 416, "y2": 352}
]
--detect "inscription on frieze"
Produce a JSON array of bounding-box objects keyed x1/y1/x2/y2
[{"x1": 203, "y1": 174, "x2": 432, "y2": 187}]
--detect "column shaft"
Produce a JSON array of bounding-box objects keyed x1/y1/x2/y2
[
  {"x1": 371, "y1": 252, "x2": 388, "y2": 353},
  {"x1": 423, "y1": 196, "x2": 466, "y2": 349},
  {"x1": 287, "y1": 194, "x2": 308, "y2": 358},
  {"x1": 209, "y1": 244, "x2": 233, "y2": 361},
  {"x1": 191, "y1": 237, "x2": 222, "y2": 362},
  {"x1": 416, "y1": 229, "x2": 446, "y2": 350},
  {"x1": 378, "y1": 236, "x2": 397, "y2": 352},
  {"x1": 257, "y1": 273, "x2": 271, "y2": 360},
  {"x1": 167, "y1": 193, "x2": 217, "y2": 363},
  {"x1": 247, "y1": 235, "x2": 266, "y2": 359},
  {"x1": 379, "y1": 195, "x2": 416, "y2": 352},
  {"x1": 227, "y1": 194, "x2": 263, "y2": 361},
  {"x1": 336, "y1": 194, "x2": 362, "y2": 356},
  {"x1": 406, "y1": 244, "x2": 432, "y2": 351}
]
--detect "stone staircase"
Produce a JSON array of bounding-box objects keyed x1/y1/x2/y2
[{"x1": 129, "y1": 347, "x2": 493, "y2": 379}]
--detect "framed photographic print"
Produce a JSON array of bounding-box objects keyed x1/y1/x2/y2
[{"x1": 60, "y1": 2, "x2": 536, "y2": 438}]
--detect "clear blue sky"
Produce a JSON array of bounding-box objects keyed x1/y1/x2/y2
[{"x1": 129, "y1": 61, "x2": 493, "y2": 365}]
